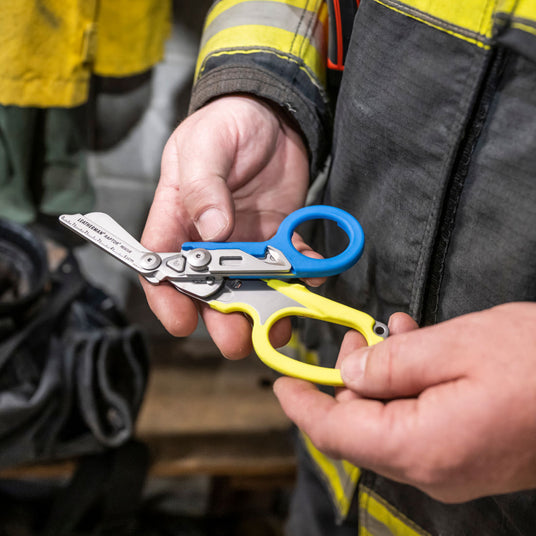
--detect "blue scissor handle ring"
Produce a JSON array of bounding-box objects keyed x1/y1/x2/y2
[
  {"x1": 182, "y1": 205, "x2": 365, "y2": 278},
  {"x1": 268, "y1": 205, "x2": 364, "y2": 277}
]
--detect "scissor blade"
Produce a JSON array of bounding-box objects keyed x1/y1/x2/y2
[
  {"x1": 59, "y1": 213, "x2": 158, "y2": 275},
  {"x1": 204, "y1": 279, "x2": 307, "y2": 324}
]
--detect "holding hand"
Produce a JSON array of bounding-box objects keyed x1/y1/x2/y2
[
  {"x1": 274, "y1": 303, "x2": 536, "y2": 503},
  {"x1": 140, "y1": 95, "x2": 310, "y2": 357}
]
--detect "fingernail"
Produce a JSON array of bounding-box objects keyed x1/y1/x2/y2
[
  {"x1": 340, "y1": 349, "x2": 369, "y2": 384},
  {"x1": 196, "y1": 208, "x2": 228, "y2": 240}
]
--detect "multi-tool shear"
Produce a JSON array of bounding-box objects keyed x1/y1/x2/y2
[{"x1": 60, "y1": 206, "x2": 388, "y2": 386}]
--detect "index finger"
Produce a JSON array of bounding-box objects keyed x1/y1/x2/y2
[
  {"x1": 140, "y1": 277, "x2": 200, "y2": 338},
  {"x1": 140, "y1": 179, "x2": 202, "y2": 337}
]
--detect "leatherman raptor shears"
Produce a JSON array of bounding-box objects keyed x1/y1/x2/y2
[{"x1": 60, "y1": 206, "x2": 388, "y2": 386}]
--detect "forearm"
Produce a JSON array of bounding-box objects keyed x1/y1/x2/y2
[{"x1": 190, "y1": 0, "x2": 332, "y2": 177}]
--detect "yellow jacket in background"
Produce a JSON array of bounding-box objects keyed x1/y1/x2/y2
[{"x1": 0, "y1": 0, "x2": 171, "y2": 108}]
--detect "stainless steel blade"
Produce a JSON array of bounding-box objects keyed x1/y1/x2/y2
[{"x1": 59, "y1": 213, "x2": 160, "y2": 275}]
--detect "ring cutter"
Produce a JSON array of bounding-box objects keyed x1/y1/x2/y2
[{"x1": 60, "y1": 205, "x2": 388, "y2": 386}]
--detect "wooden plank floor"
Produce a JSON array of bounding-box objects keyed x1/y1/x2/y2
[
  {"x1": 0, "y1": 335, "x2": 296, "y2": 481},
  {"x1": 137, "y1": 335, "x2": 296, "y2": 478}
]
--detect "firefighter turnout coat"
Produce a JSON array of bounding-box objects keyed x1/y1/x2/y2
[{"x1": 191, "y1": 1, "x2": 536, "y2": 535}]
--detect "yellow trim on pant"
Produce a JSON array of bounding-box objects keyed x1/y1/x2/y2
[
  {"x1": 286, "y1": 330, "x2": 320, "y2": 366},
  {"x1": 302, "y1": 432, "x2": 360, "y2": 519},
  {"x1": 359, "y1": 487, "x2": 431, "y2": 536}
]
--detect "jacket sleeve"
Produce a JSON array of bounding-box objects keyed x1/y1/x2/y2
[{"x1": 189, "y1": 0, "x2": 332, "y2": 177}]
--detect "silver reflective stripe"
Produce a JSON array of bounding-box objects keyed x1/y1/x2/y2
[
  {"x1": 201, "y1": 1, "x2": 325, "y2": 53},
  {"x1": 360, "y1": 512, "x2": 397, "y2": 536}
]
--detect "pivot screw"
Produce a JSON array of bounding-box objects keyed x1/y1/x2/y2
[
  {"x1": 140, "y1": 253, "x2": 161, "y2": 270},
  {"x1": 188, "y1": 249, "x2": 212, "y2": 271}
]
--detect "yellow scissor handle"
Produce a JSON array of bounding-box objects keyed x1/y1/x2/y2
[{"x1": 209, "y1": 279, "x2": 386, "y2": 386}]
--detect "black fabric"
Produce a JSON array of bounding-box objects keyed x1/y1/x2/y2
[
  {"x1": 321, "y1": 0, "x2": 493, "y2": 323},
  {"x1": 0, "y1": 440, "x2": 150, "y2": 536},
  {"x1": 0, "y1": 219, "x2": 149, "y2": 467},
  {"x1": 42, "y1": 440, "x2": 150, "y2": 536},
  {"x1": 327, "y1": 0, "x2": 359, "y2": 69},
  {"x1": 297, "y1": 1, "x2": 536, "y2": 534},
  {"x1": 497, "y1": 27, "x2": 536, "y2": 62},
  {"x1": 285, "y1": 429, "x2": 358, "y2": 536},
  {"x1": 420, "y1": 47, "x2": 510, "y2": 325},
  {"x1": 0, "y1": 218, "x2": 49, "y2": 339},
  {"x1": 495, "y1": 12, "x2": 536, "y2": 63},
  {"x1": 321, "y1": 1, "x2": 536, "y2": 326},
  {"x1": 361, "y1": 470, "x2": 536, "y2": 536},
  {"x1": 432, "y1": 50, "x2": 536, "y2": 322}
]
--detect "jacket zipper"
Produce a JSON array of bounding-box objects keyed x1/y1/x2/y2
[{"x1": 420, "y1": 47, "x2": 508, "y2": 326}]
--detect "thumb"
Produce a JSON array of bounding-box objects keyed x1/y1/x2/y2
[
  {"x1": 340, "y1": 316, "x2": 462, "y2": 399},
  {"x1": 163, "y1": 112, "x2": 236, "y2": 241}
]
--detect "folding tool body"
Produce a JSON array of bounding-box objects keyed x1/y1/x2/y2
[{"x1": 60, "y1": 206, "x2": 388, "y2": 386}]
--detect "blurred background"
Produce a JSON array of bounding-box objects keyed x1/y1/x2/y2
[{"x1": 0, "y1": 2, "x2": 295, "y2": 534}]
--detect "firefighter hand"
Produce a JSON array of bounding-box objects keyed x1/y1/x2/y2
[
  {"x1": 274, "y1": 303, "x2": 536, "y2": 503},
  {"x1": 140, "y1": 95, "x2": 310, "y2": 358}
]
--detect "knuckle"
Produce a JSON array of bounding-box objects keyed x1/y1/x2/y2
[
  {"x1": 182, "y1": 177, "x2": 228, "y2": 216},
  {"x1": 375, "y1": 333, "x2": 411, "y2": 394},
  {"x1": 376, "y1": 338, "x2": 400, "y2": 393},
  {"x1": 145, "y1": 293, "x2": 198, "y2": 338}
]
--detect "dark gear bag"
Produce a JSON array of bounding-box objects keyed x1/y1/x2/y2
[{"x1": 0, "y1": 217, "x2": 149, "y2": 467}]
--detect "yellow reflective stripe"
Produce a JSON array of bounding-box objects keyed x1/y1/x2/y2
[
  {"x1": 497, "y1": 0, "x2": 536, "y2": 21},
  {"x1": 196, "y1": 0, "x2": 327, "y2": 84},
  {"x1": 302, "y1": 432, "x2": 360, "y2": 518},
  {"x1": 285, "y1": 330, "x2": 320, "y2": 365},
  {"x1": 496, "y1": 0, "x2": 536, "y2": 36},
  {"x1": 196, "y1": 24, "x2": 325, "y2": 81},
  {"x1": 510, "y1": 20, "x2": 536, "y2": 36},
  {"x1": 377, "y1": 0, "x2": 536, "y2": 46},
  {"x1": 359, "y1": 487, "x2": 431, "y2": 536},
  {"x1": 405, "y1": 0, "x2": 496, "y2": 37},
  {"x1": 495, "y1": 0, "x2": 518, "y2": 17},
  {"x1": 374, "y1": 0, "x2": 495, "y2": 47},
  {"x1": 200, "y1": 1, "x2": 323, "y2": 52},
  {"x1": 361, "y1": 523, "x2": 395, "y2": 536}
]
